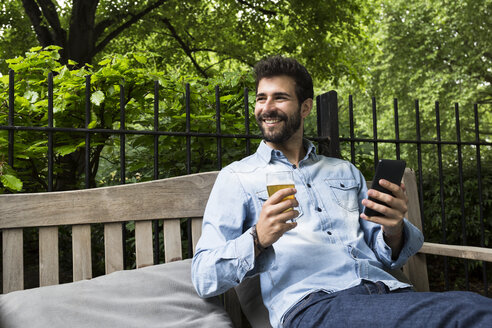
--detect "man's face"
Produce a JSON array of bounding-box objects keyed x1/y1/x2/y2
[{"x1": 255, "y1": 76, "x2": 303, "y2": 145}]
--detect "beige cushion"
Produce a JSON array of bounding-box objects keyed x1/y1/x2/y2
[{"x1": 0, "y1": 259, "x2": 232, "y2": 328}]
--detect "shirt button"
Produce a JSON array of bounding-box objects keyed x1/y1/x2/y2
[
  {"x1": 307, "y1": 183, "x2": 312, "y2": 188},
  {"x1": 327, "y1": 231, "x2": 332, "y2": 235},
  {"x1": 316, "y1": 207, "x2": 322, "y2": 212}
]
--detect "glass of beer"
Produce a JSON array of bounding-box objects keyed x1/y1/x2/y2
[{"x1": 266, "y1": 171, "x2": 295, "y2": 212}]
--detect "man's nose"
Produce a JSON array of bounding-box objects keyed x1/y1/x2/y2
[{"x1": 264, "y1": 97, "x2": 275, "y2": 110}]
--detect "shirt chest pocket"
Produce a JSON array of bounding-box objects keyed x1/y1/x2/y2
[{"x1": 325, "y1": 179, "x2": 359, "y2": 212}]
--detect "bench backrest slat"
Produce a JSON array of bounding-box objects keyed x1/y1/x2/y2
[
  {"x1": 104, "y1": 223, "x2": 124, "y2": 274},
  {"x1": 135, "y1": 221, "x2": 154, "y2": 268},
  {"x1": 191, "y1": 218, "x2": 203, "y2": 256},
  {"x1": 39, "y1": 226, "x2": 59, "y2": 286},
  {"x1": 2, "y1": 229, "x2": 24, "y2": 293},
  {"x1": 164, "y1": 219, "x2": 183, "y2": 262},
  {"x1": 72, "y1": 225, "x2": 92, "y2": 281}
]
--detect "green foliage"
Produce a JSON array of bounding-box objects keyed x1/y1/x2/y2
[
  {"x1": 0, "y1": 1, "x2": 38, "y2": 72},
  {"x1": 0, "y1": 161, "x2": 22, "y2": 192},
  {"x1": 1, "y1": 0, "x2": 375, "y2": 87},
  {"x1": 340, "y1": 0, "x2": 492, "y2": 146},
  {"x1": 0, "y1": 46, "x2": 257, "y2": 192}
]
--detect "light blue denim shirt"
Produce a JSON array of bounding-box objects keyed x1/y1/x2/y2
[{"x1": 192, "y1": 140, "x2": 424, "y2": 328}]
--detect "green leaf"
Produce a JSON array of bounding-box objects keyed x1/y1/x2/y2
[
  {"x1": 15, "y1": 96, "x2": 30, "y2": 108},
  {"x1": 88, "y1": 120, "x2": 98, "y2": 129},
  {"x1": 0, "y1": 75, "x2": 9, "y2": 85},
  {"x1": 6, "y1": 57, "x2": 23, "y2": 64},
  {"x1": 29, "y1": 46, "x2": 43, "y2": 52},
  {"x1": 220, "y1": 95, "x2": 234, "y2": 101},
  {"x1": 133, "y1": 54, "x2": 147, "y2": 64},
  {"x1": 91, "y1": 91, "x2": 105, "y2": 106},
  {"x1": 26, "y1": 140, "x2": 48, "y2": 153},
  {"x1": 0, "y1": 174, "x2": 23, "y2": 191},
  {"x1": 56, "y1": 145, "x2": 79, "y2": 156},
  {"x1": 98, "y1": 58, "x2": 112, "y2": 66},
  {"x1": 45, "y1": 45, "x2": 62, "y2": 51},
  {"x1": 9, "y1": 62, "x2": 29, "y2": 71},
  {"x1": 24, "y1": 90, "x2": 39, "y2": 103}
]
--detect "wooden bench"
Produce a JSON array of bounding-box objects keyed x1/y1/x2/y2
[{"x1": 1, "y1": 168, "x2": 490, "y2": 327}]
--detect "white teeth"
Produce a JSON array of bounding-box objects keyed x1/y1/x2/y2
[{"x1": 265, "y1": 119, "x2": 279, "y2": 124}]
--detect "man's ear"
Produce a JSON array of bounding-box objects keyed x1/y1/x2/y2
[{"x1": 301, "y1": 98, "x2": 313, "y2": 118}]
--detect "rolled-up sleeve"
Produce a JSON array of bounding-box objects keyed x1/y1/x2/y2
[{"x1": 374, "y1": 218, "x2": 424, "y2": 269}]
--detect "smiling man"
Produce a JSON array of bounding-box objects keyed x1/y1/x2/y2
[
  {"x1": 191, "y1": 56, "x2": 492, "y2": 328},
  {"x1": 255, "y1": 75, "x2": 307, "y2": 144}
]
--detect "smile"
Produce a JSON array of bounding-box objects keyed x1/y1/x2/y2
[{"x1": 264, "y1": 119, "x2": 281, "y2": 124}]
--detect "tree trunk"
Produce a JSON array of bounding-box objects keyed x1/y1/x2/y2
[
  {"x1": 67, "y1": 0, "x2": 99, "y2": 65},
  {"x1": 21, "y1": 0, "x2": 166, "y2": 66}
]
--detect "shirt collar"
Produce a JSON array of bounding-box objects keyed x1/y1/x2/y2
[{"x1": 256, "y1": 139, "x2": 318, "y2": 164}]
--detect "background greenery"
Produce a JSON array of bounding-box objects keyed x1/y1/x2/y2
[{"x1": 1, "y1": 0, "x2": 491, "y2": 293}]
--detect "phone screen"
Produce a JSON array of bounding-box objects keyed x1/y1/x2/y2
[{"x1": 363, "y1": 159, "x2": 406, "y2": 217}]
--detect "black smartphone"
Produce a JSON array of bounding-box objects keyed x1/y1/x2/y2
[{"x1": 363, "y1": 159, "x2": 406, "y2": 217}]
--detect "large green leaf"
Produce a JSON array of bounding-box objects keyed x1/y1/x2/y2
[
  {"x1": 56, "y1": 144, "x2": 79, "y2": 156},
  {"x1": 90, "y1": 90, "x2": 105, "y2": 106},
  {"x1": 0, "y1": 174, "x2": 22, "y2": 191}
]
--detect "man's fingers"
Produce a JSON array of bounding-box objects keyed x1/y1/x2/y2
[
  {"x1": 278, "y1": 208, "x2": 300, "y2": 222},
  {"x1": 379, "y1": 179, "x2": 407, "y2": 201},
  {"x1": 267, "y1": 187, "x2": 297, "y2": 205},
  {"x1": 283, "y1": 221, "x2": 298, "y2": 231},
  {"x1": 360, "y1": 213, "x2": 403, "y2": 231},
  {"x1": 265, "y1": 189, "x2": 298, "y2": 213},
  {"x1": 363, "y1": 196, "x2": 406, "y2": 219},
  {"x1": 367, "y1": 184, "x2": 407, "y2": 213}
]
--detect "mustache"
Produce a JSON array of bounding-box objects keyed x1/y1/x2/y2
[{"x1": 257, "y1": 111, "x2": 288, "y2": 121}]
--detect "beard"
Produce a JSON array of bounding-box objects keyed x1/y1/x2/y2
[{"x1": 256, "y1": 107, "x2": 302, "y2": 145}]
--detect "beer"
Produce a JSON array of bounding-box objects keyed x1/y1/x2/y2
[
  {"x1": 267, "y1": 184, "x2": 295, "y2": 199},
  {"x1": 266, "y1": 171, "x2": 295, "y2": 213}
]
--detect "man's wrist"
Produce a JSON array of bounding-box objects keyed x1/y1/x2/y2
[
  {"x1": 383, "y1": 219, "x2": 404, "y2": 238},
  {"x1": 383, "y1": 220, "x2": 405, "y2": 260},
  {"x1": 250, "y1": 224, "x2": 266, "y2": 252}
]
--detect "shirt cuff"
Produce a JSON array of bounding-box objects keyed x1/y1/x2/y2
[
  {"x1": 235, "y1": 227, "x2": 275, "y2": 279},
  {"x1": 376, "y1": 218, "x2": 424, "y2": 269}
]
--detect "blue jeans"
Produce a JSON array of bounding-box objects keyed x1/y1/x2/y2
[{"x1": 283, "y1": 280, "x2": 492, "y2": 328}]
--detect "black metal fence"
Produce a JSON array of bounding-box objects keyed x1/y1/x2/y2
[{"x1": 1, "y1": 71, "x2": 491, "y2": 295}]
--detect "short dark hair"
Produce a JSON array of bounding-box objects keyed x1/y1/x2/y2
[{"x1": 254, "y1": 56, "x2": 314, "y2": 105}]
